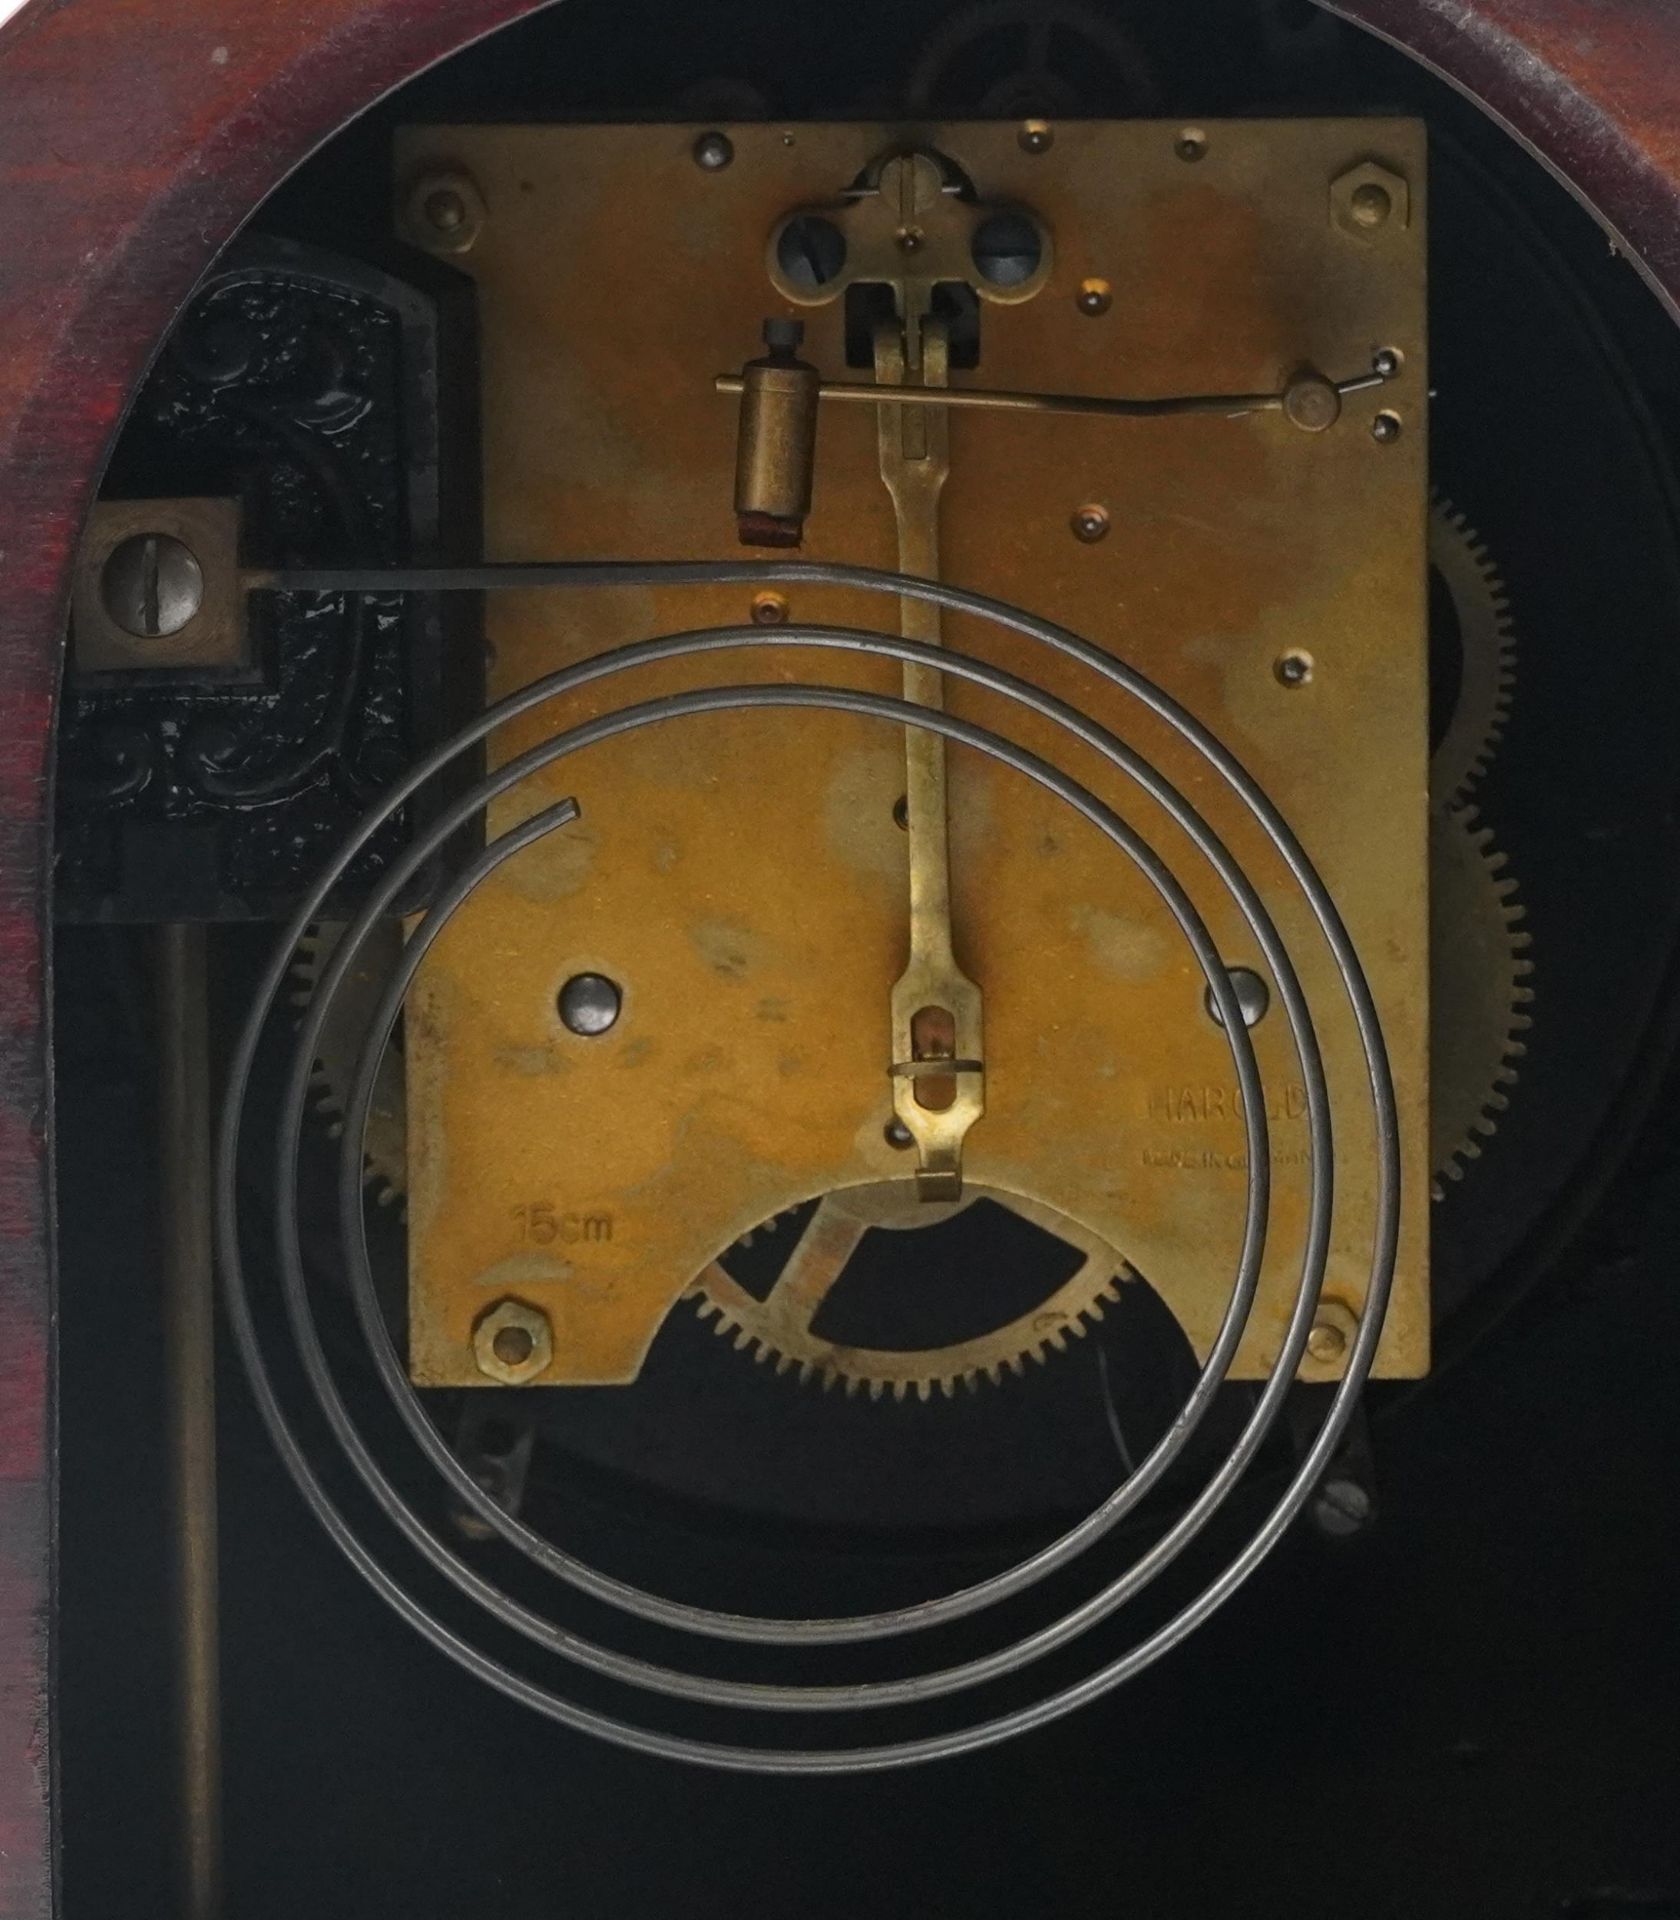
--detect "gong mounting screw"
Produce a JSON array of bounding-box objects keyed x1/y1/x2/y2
[
  {"x1": 101, "y1": 534, "x2": 204, "y2": 638},
  {"x1": 693, "y1": 131, "x2": 734, "y2": 171},
  {"x1": 1071, "y1": 503, "x2": 1111, "y2": 543}
]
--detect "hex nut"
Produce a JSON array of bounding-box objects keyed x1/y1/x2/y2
[
  {"x1": 472, "y1": 1298, "x2": 553, "y2": 1384},
  {"x1": 1331, "y1": 161, "x2": 1409, "y2": 240},
  {"x1": 1298, "y1": 1298, "x2": 1360, "y2": 1381}
]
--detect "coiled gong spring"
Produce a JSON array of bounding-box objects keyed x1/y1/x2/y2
[{"x1": 216, "y1": 557, "x2": 1398, "y2": 1773}]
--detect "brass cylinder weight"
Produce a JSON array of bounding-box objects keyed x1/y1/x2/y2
[{"x1": 733, "y1": 318, "x2": 820, "y2": 548}]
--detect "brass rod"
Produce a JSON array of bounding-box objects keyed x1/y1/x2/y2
[
  {"x1": 717, "y1": 373, "x2": 1284, "y2": 420},
  {"x1": 875, "y1": 310, "x2": 984, "y2": 1202},
  {"x1": 156, "y1": 921, "x2": 222, "y2": 1920}
]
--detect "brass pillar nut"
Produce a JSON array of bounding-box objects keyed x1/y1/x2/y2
[
  {"x1": 1298, "y1": 1298, "x2": 1361, "y2": 1381},
  {"x1": 1331, "y1": 160, "x2": 1410, "y2": 240},
  {"x1": 472, "y1": 1298, "x2": 553, "y2": 1384},
  {"x1": 403, "y1": 168, "x2": 487, "y2": 255}
]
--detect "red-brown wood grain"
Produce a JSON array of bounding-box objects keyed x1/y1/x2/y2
[
  {"x1": 0, "y1": 1, "x2": 1677, "y2": 1911},
  {"x1": 0, "y1": 8, "x2": 550, "y2": 1910},
  {"x1": 1323, "y1": 0, "x2": 1680, "y2": 321}
]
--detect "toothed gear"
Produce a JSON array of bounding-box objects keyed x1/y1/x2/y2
[
  {"x1": 731, "y1": 1212, "x2": 789, "y2": 1251},
  {"x1": 1431, "y1": 494, "x2": 1517, "y2": 810},
  {"x1": 291, "y1": 921, "x2": 409, "y2": 1207},
  {"x1": 299, "y1": 919, "x2": 1130, "y2": 1395},
  {"x1": 300, "y1": 783, "x2": 1532, "y2": 1383},
  {"x1": 1429, "y1": 808, "x2": 1534, "y2": 1198},
  {"x1": 904, "y1": 0, "x2": 1160, "y2": 117},
  {"x1": 686, "y1": 1183, "x2": 1130, "y2": 1402},
  {"x1": 698, "y1": 808, "x2": 1538, "y2": 1398}
]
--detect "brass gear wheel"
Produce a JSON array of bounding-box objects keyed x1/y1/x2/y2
[
  {"x1": 696, "y1": 810, "x2": 1537, "y2": 1394},
  {"x1": 295, "y1": 928, "x2": 1129, "y2": 1397},
  {"x1": 299, "y1": 662, "x2": 1536, "y2": 1392},
  {"x1": 904, "y1": 0, "x2": 1160, "y2": 118},
  {"x1": 1429, "y1": 807, "x2": 1535, "y2": 1198},
  {"x1": 291, "y1": 921, "x2": 409, "y2": 1207},
  {"x1": 687, "y1": 1183, "x2": 1130, "y2": 1402},
  {"x1": 1431, "y1": 494, "x2": 1517, "y2": 810}
]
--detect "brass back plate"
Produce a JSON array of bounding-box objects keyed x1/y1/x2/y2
[{"x1": 395, "y1": 120, "x2": 1429, "y2": 1386}]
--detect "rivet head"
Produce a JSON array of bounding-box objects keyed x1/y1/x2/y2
[
  {"x1": 558, "y1": 972, "x2": 622, "y2": 1036},
  {"x1": 1071, "y1": 503, "x2": 1111, "y2": 543},
  {"x1": 751, "y1": 591, "x2": 788, "y2": 626},
  {"x1": 472, "y1": 1299, "x2": 553, "y2": 1385},
  {"x1": 405, "y1": 170, "x2": 485, "y2": 255},
  {"x1": 1204, "y1": 966, "x2": 1270, "y2": 1030},
  {"x1": 101, "y1": 534, "x2": 204, "y2": 637},
  {"x1": 1076, "y1": 277, "x2": 1113, "y2": 317},
  {"x1": 1018, "y1": 119, "x2": 1053, "y2": 155},
  {"x1": 425, "y1": 187, "x2": 466, "y2": 231},
  {"x1": 692, "y1": 131, "x2": 734, "y2": 171},
  {"x1": 1306, "y1": 1320, "x2": 1348, "y2": 1364},
  {"x1": 1283, "y1": 373, "x2": 1342, "y2": 434},
  {"x1": 1300, "y1": 1300, "x2": 1360, "y2": 1382}
]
